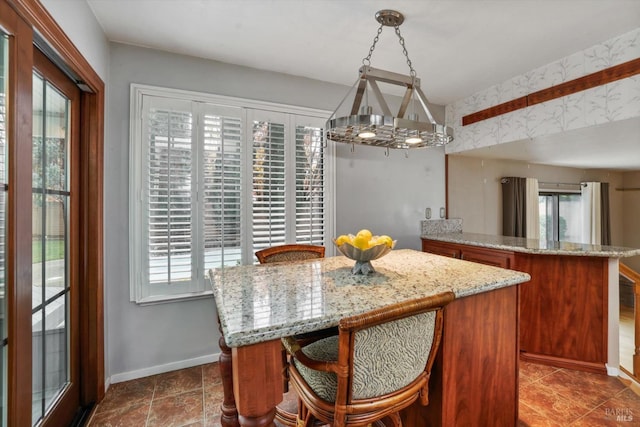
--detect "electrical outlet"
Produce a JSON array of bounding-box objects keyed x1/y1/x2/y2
[{"x1": 425, "y1": 208, "x2": 431, "y2": 219}]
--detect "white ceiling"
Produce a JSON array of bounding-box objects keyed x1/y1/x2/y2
[{"x1": 86, "y1": 0, "x2": 640, "y2": 170}]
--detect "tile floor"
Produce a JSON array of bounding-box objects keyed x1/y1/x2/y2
[{"x1": 87, "y1": 361, "x2": 640, "y2": 426}]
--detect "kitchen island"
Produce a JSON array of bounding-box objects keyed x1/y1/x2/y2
[
  {"x1": 422, "y1": 233, "x2": 640, "y2": 375},
  {"x1": 210, "y1": 249, "x2": 530, "y2": 426}
]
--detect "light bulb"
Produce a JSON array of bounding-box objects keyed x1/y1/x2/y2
[{"x1": 358, "y1": 131, "x2": 376, "y2": 139}]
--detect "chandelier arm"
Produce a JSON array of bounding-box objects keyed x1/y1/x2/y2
[
  {"x1": 397, "y1": 88, "x2": 413, "y2": 119},
  {"x1": 350, "y1": 77, "x2": 369, "y2": 116},
  {"x1": 367, "y1": 80, "x2": 392, "y2": 116},
  {"x1": 328, "y1": 75, "x2": 363, "y2": 121},
  {"x1": 412, "y1": 86, "x2": 437, "y2": 125}
]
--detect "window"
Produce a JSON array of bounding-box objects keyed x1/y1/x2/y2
[
  {"x1": 130, "y1": 85, "x2": 333, "y2": 303},
  {"x1": 538, "y1": 192, "x2": 581, "y2": 242}
]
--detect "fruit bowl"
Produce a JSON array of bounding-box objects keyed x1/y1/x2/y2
[{"x1": 334, "y1": 234, "x2": 396, "y2": 275}]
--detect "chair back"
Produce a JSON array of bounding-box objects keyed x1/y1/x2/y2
[
  {"x1": 338, "y1": 292, "x2": 453, "y2": 403},
  {"x1": 287, "y1": 292, "x2": 454, "y2": 426},
  {"x1": 255, "y1": 244, "x2": 325, "y2": 264}
]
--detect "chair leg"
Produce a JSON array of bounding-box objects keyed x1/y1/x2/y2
[
  {"x1": 296, "y1": 397, "x2": 316, "y2": 427},
  {"x1": 281, "y1": 348, "x2": 290, "y2": 393},
  {"x1": 381, "y1": 413, "x2": 402, "y2": 427}
]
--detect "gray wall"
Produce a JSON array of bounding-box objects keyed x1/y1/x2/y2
[
  {"x1": 40, "y1": 0, "x2": 110, "y2": 81},
  {"x1": 106, "y1": 42, "x2": 446, "y2": 380}
]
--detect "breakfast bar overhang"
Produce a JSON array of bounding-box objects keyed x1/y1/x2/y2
[{"x1": 210, "y1": 249, "x2": 531, "y2": 426}]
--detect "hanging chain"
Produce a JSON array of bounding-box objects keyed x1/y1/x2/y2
[
  {"x1": 361, "y1": 23, "x2": 417, "y2": 80},
  {"x1": 395, "y1": 26, "x2": 416, "y2": 79},
  {"x1": 362, "y1": 24, "x2": 384, "y2": 66}
]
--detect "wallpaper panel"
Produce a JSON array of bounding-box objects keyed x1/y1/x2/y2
[{"x1": 445, "y1": 28, "x2": 640, "y2": 154}]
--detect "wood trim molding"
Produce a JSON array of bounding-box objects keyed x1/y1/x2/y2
[
  {"x1": 462, "y1": 57, "x2": 640, "y2": 126},
  {"x1": 8, "y1": 0, "x2": 103, "y2": 91},
  {"x1": 1, "y1": 2, "x2": 34, "y2": 424},
  {"x1": 620, "y1": 262, "x2": 640, "y2": 285},
  {"x1": 8, "y1": 0, "x2": 106, "y2": 406}
]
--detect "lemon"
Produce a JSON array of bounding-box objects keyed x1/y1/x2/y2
[
  {"x1": 353, "y1": 234, "x2": 370, "y2": 250},
  {"x1": 378, "y1": 235, "x2": 393, "y2": 248},
  {"x1": 356, "y1": 229, "x2": 373, "y2": 241},
  {"x1": 335, "y1": 235, "x2": 350, "y2": 246}
]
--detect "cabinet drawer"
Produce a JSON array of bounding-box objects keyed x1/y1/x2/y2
[
  {"x1": 422, "y1": 240, "x2": 461, "y2": 258},
  {"x1": 460, "y1": 246, "x2": 514, "y2": 269}
]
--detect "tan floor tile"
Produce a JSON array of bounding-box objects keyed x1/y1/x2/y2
[
  {"x1": 538, "y1": 369, "x2": 626, "y2": 409},
  {"x1": 202, "y1": 363, "x2": 222, "y2": 388},
  {"x1": 88, "y1": 401, "x2": 151, "y2": 426},
  {"x1": 96, "y1": 376, "x2": 156, "y2": 414},
  {"x1": 520, "y1": 361, "x2": 562, "y2": 384},
  {"x1": 148, "y1": 389, "x2": 204, "y2": 426},
  {"x1": 154, "y1": 366, "x2": 203, "y2": 399},
  {"x1": 519, "y1": 380, "x2": 593, "y2": 425}
]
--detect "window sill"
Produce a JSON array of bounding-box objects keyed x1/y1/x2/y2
[{"x1": 133, "y1": 290, "x2": 214, "y2": 306}]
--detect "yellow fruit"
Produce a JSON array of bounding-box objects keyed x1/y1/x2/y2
[
  {"x1": 335, "y1": 235, "x2": 350, "y2": 246},
  {"x1": 353, "y1": 234, "x2": 370, "y2": 250},
  {"x1": 368, "y1": 237, "x2": 379, "y2": 248},
  {"x1": 377, "y1": 235, "x2": 393, "y2": 248},
  {"x1": 356, "y1": 229, "x2": 373, "y2": 241}
]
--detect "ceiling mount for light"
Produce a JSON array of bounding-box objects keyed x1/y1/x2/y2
[{"x1": 327, "y1": 10, "x2": 453, "y2": 150}]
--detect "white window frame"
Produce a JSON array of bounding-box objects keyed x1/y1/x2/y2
[{"x1": 129, "y1": 84, "x2": 335, "y2": 304}]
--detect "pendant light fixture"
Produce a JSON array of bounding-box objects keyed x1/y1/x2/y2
[{"x1": 327, "y1": 10, "x2": 453, "y2": 150}]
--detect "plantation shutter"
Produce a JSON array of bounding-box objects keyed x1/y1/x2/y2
[
  {"x1": 250, "y1": 111, "x2": 287, "y2": 253},
  {"x1": 130, "y1": 85, "x2": 333, "y2": 302},
  {"x1": 201, "y1": 104, "x2": 243, "y2": 271},
  {"x1": 143, "y1": 96, "x2": 196, "y2": 294},
  {"x1": 294, "y1": 117, "x2": 325, "y2": 244}
]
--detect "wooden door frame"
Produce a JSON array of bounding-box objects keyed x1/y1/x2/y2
[
  {"x1": 1, "y1": 1, "x2": 34, "y2": 425},
  {"x1": 4, "y1": 0, "x2": 105, "y2": 422}
]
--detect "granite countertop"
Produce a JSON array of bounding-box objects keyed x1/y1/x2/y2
[
  {"x1": 421, "y1": 232, "x2": 640, "y2": 258},
  {"x1": 210, "y1": 249, "x2": 530, "y2": 347}
]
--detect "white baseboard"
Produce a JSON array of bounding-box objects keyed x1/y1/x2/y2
[
  {"x1": 606, "y1": 364, "x2": 620, "y2": 377},
  {"x1": 109, "y1": 353, "x2": 220, "y2": 384}
]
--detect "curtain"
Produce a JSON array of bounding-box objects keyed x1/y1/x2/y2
[
  {"x1": 581, "y1": 182, "x2": 611, "y2": 245},
  {"x1": 600, "y1": 183, "x2": 611, "y2": 245},
  {"x1": 502, "y1": 177, "x2": 527, "y2": 237},
  {"x1": 525, "y1": 178, "x2": 540, "y2": 239},
  {"x1": 502, "y1": 177, "x2": 540, "y2": 238}
]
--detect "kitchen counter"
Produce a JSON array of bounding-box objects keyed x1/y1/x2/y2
[
  {"x1": 421, "y1": 234, "x2": 639, "y2": 375},
  {"x1": 209, "y1": 248, "x2": 531, "y2": 426},
  {"x1": 211, "y1": 248, "x2": 530, "y2": 347},
  {"x1": 421, "y1": 232, "x2": 640, "y2": 258}
]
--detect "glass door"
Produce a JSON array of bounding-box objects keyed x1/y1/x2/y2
[
  {"x1": 31, "y1": 48, "x2": 80, "y2": 426},
  {"x1": 0, "y1": 30, "x2": 8, "y2": 426}
]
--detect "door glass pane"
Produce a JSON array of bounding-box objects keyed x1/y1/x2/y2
[
  {"x1": 0, "y1": 31, "x2": 8, "y2": 427},
  {"x1": 558, "y1": 194, "x2": 582, "y2": 243},
  {"x1": 538, "y1": 195, "x2": 553, "y2": 241},
  {"x1": 32, "y1": 74, "x2": 71, "y2": 425}
]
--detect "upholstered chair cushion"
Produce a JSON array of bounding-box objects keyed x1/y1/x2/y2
[
  {"x1": 263, "y1": 251, "x2": 323, "y2": 263},
  {"x1": 293, "y1": 335, "x2": 339, "y2": 402},
  {"x1": 293, "y1": 311, "x2": 436, "y2": 402},
  {"x1": 352, "y1": 311, "x2": 435, "y2": 399}
]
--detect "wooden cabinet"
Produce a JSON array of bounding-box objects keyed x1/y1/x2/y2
[
  {"x1": 421, "y1": 237, "x2": 609, "y2": 374},
  {"x1": 422, "y1": 239, "x2": 514, "y2": 268},
  {"x1": 421, "y1": 239, "x2": 461, "y2": 259}
]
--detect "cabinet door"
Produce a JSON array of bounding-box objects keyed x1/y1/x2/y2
[
  {"x1": 421, "y1": 239, "x2": 461, "y2": 258},
  {"x1": 460, "y1": 246, "x2": 514, "y2": 269}
]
